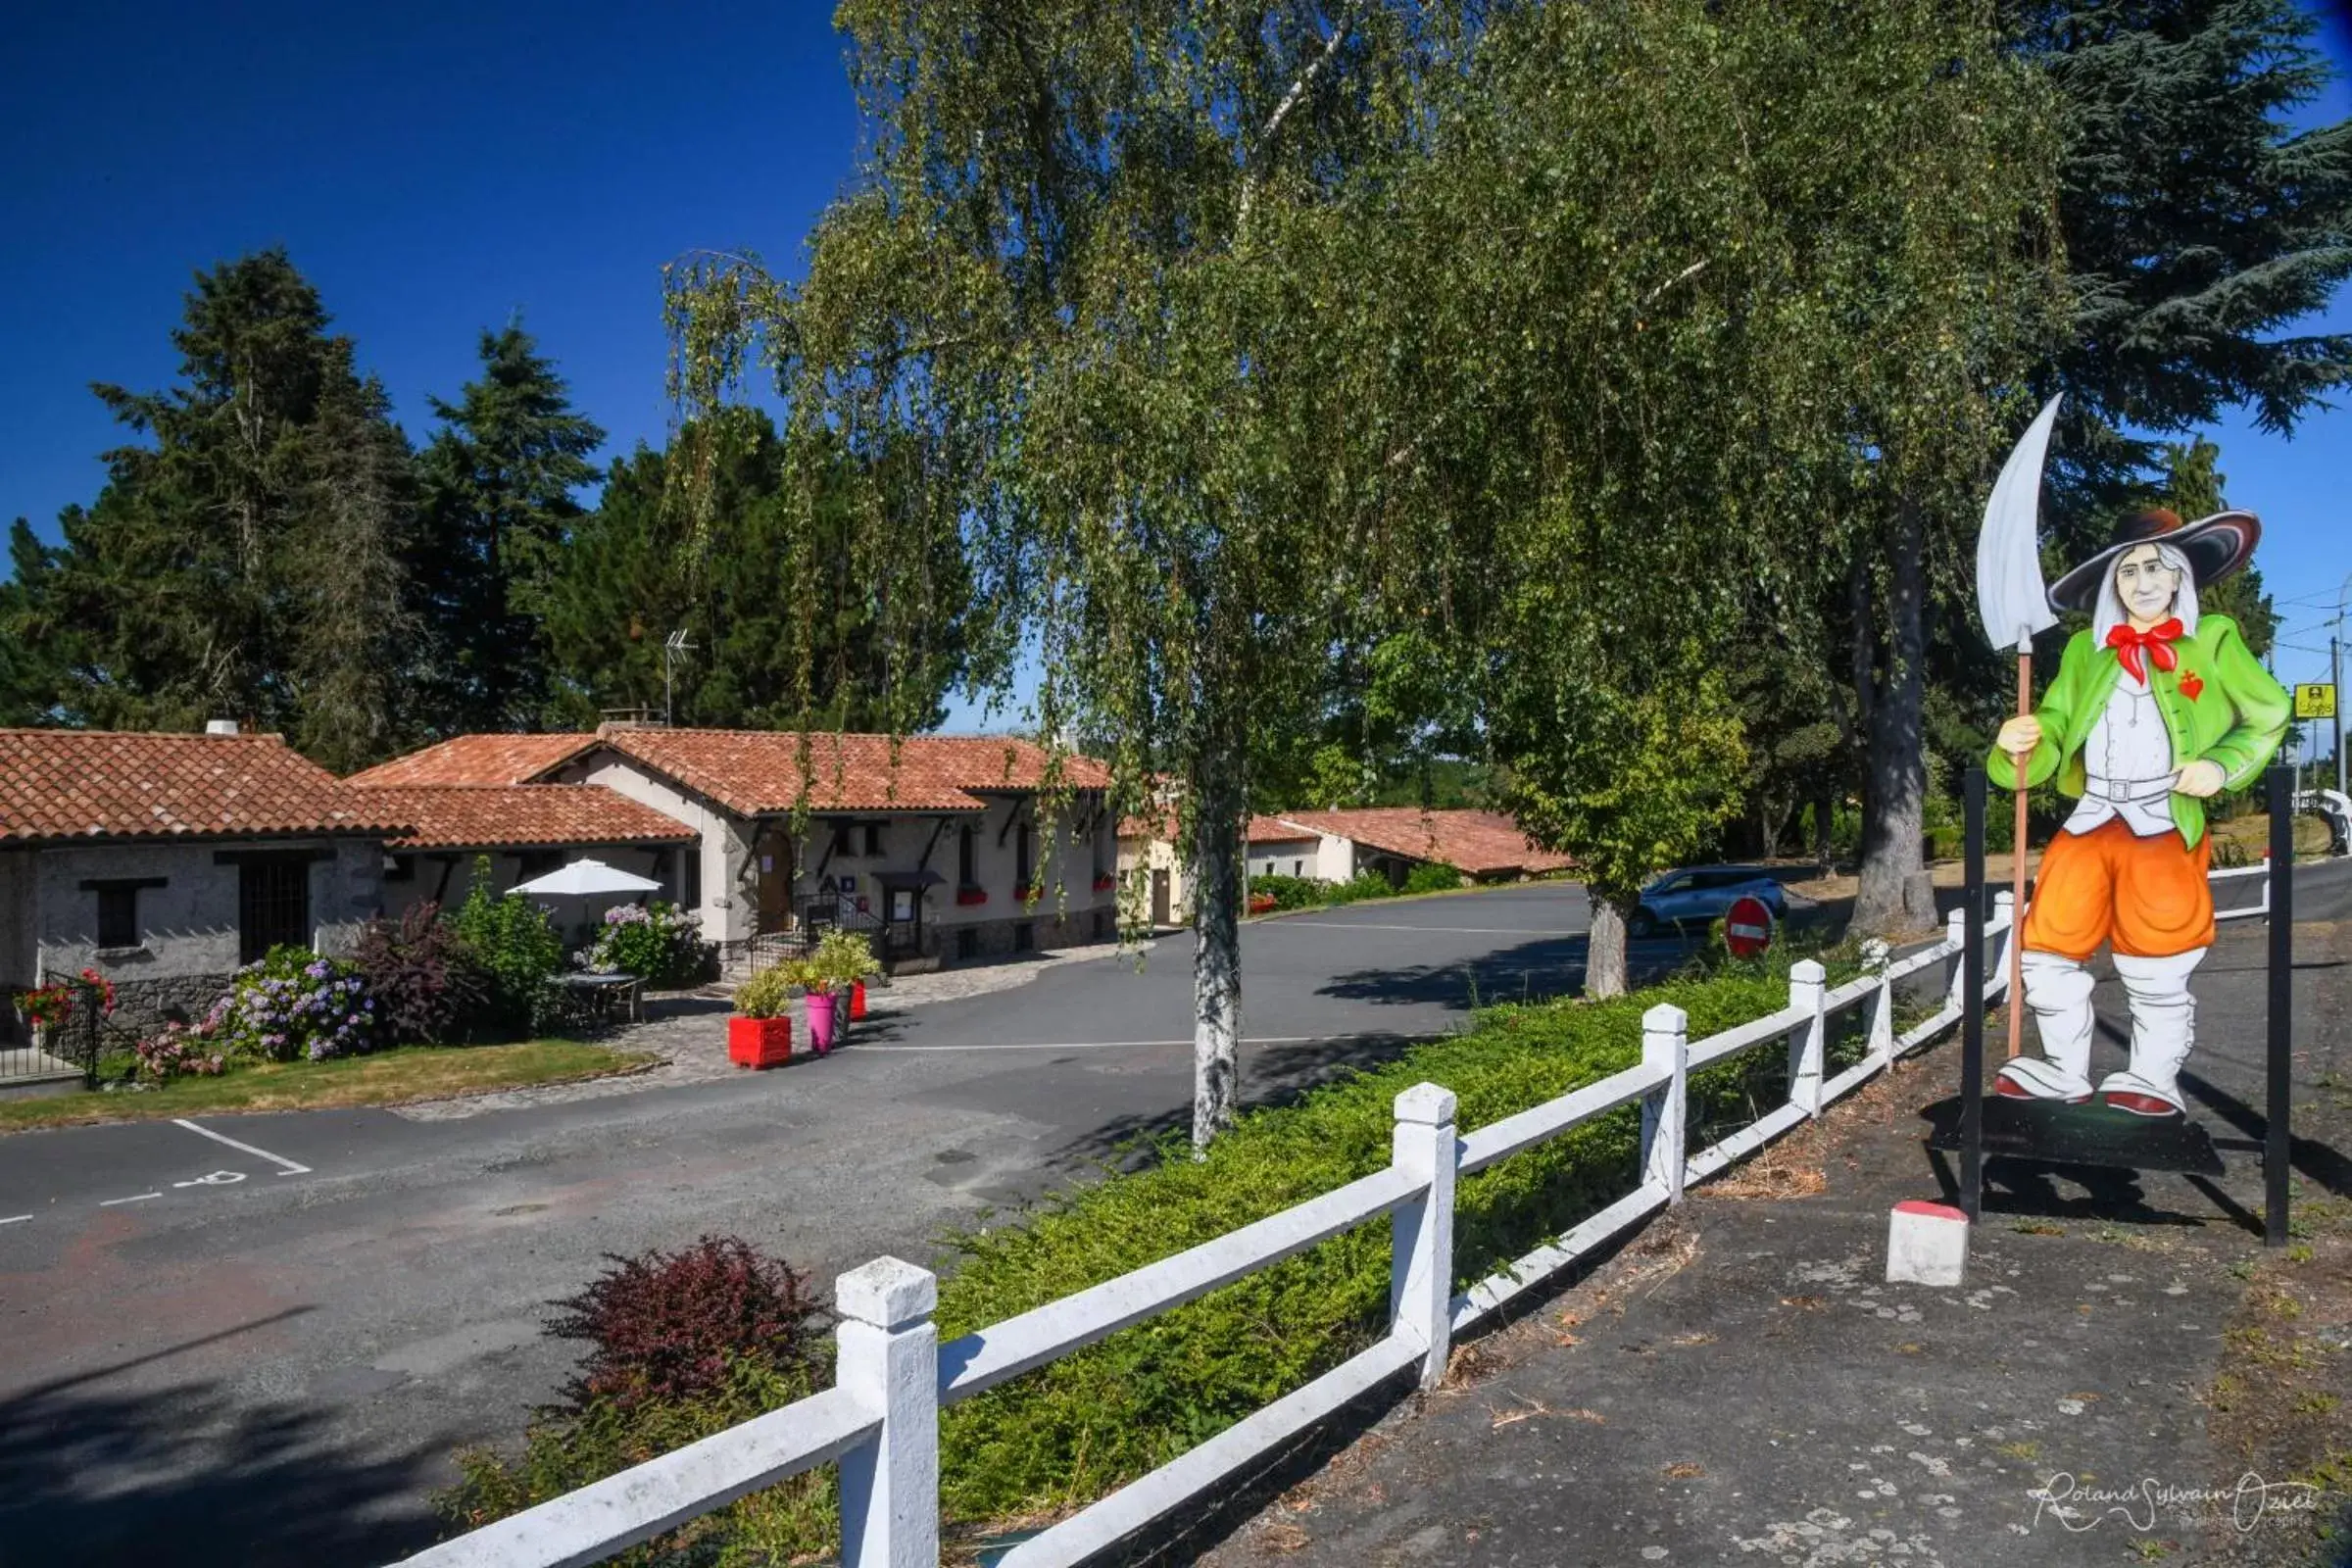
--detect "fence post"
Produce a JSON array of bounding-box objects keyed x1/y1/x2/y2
[
  {"x1": 1787, "y1": 959, "x2": 1827, "y2": 1117},
  {"x1": 1941, "y1": 907, "x2": 1967, "y2": 1019},
  {"x1": 1390, "y1": 1083, "x2": 1458, "y2": 1390},
  {"x1": 1862, "y1": 939, "x2": 1894, "y2": 1070},
  {"x1": 1990, "y1": 891, "x2": 2017, "y2": 1006},
  {"x1": 1641, "y1": 1004, "x2": 1689, "y2": 1203},
  {"x1": 836, "y1": 1257, "x2": 939, "y2": 1568}
]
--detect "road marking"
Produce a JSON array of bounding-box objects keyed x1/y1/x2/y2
[
  {"x1": 868, "y1": 1031, "x2": 1448, "y2": 1054},
  {"x1": 172, "y1": 1118, "x2": 312, "y2": 1175},
  {"x1": 173, "y1": 1169, "x2": 246, "y2": 1189},
  {"x1": 99, "y1": 1192, "x2": 162, "y2": 1206},
  {"x1": 0, "y1": 1214, "x2": 30, "y2": 1226},
  {"x1": 1274, "y1": 921, "x2": 1582, "y2": 936}
]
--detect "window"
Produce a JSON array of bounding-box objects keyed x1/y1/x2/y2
[
  {"x1": 957, "y1": 824, "x2": 977, "y2": 887},
  {"x1": 864, "y1": 822, "x2": 884, "y2": 857},
  {"x1": 517, "y1": 851, "x2": 563, "y2": 880},
  {"x1": 834, "y1": 821, "x2": 857, "y2": 858},
  {"x1": 97, "y1": 887, "x2": 139, "y2": 949},
  {"x1": 383, "y1": 855, "x2": 416, "y2": 883},
  {"x1": 1016, "y1": 822, "x2": 1035, "y2": 889},
  {"x1": 238, "y1": 858, "x2": 311, "y2": 963},
  {"x1": 956, "y1": 928, "x2": 978, "y2": 961},
  {"x1": 1013, "y1": 921, "x2": 1034, "y2": 953},
  {"x1": 1293, "y1": 859, "x2": 1304, "y2": 877},
  {"x1": 681, "y1": 849, "x2": 703, "y2": 912}
]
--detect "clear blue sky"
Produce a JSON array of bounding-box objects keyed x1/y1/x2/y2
[{"x1": 3, "y1": 3, "x2": 2349, "y2": 739}]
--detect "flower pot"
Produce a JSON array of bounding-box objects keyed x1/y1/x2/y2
[
  {"x1": 806, "y1": 990, "x2": 838, "y2": 1054},
  {"x1": 850, "y1": 980, "x2": 867, "y2": 1021},
  {"x1": 1092, "y1": 874, "x2": 1116, "y2": 893},
  {"x1": 956, "y1": 887, "x2": 988, "y2": 906},
  {"x1": 727, "y1": 1015, "x2": 792, "y2": 1069}
]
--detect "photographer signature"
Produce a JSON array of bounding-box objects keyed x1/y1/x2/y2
[{"x1": 2029, "y1": 1471, "x2": 2325, "y2": 1534}]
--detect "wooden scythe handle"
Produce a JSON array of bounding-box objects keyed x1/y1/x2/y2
[{"x1": 2009, "y1": 649, "x2": 2031, "y2": 1059}]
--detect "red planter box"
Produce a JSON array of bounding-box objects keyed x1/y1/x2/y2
[
  {"x1": 850, "y1": 980, "x2": 867, "y2": 1021},
  {"x1": 1248, "y1": 893, "x2": 1278, "y2": 915},
  {"x1": 1013, "y1": 883, "x2": 1043, "y2": 903},
  {"x1": 727, "y1": 1015, "x2": 792, "y2": 1068},
  {"x1": 1093, "y1": 874, "x2": 1116, "y2": 892},
  {"x1": 956, "y1": 887, "x2": 988, "y2": 906}
]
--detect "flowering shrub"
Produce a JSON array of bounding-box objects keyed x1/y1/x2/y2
[
  {"x1": 134, "y1": 1020, "x2": 229, "y2": 1082},
  {"x1": 546, "y1": 1235, "x2": 825, "y2": 1415},
  {"x1": 209, "y1": 946, "x2": 381, "y2": 1062},
  {"x1": 18, "y1": 967, "x2": 116, "y2": 1029},
  {"x1": 580, "y1": 902, "x2": 714, "y2": 990},
  {"x1": 452, "y1": 861, "x2": 564, "y2": 1032}
]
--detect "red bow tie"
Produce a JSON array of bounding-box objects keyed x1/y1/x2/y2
[{"x1": 2106, "y1": 617, "x2": 2183, "y2": 682}]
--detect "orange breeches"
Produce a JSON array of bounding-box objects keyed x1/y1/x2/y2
[{"x1": 2021, "y1": 818, "x2": 2213, "y2": 962}]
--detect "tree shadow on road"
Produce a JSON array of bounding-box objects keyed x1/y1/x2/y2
[
  {"x1": 1314, "y1": 931, "x2": 1703, "y2": 1013},
  {"x1": 0, "y1": 1324, "x2": 454, "y2": 1568}
]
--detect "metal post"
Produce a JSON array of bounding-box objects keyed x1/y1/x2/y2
[
  {"x1": 1961, "y1": 765, "x2": 1987, "y2": 1222},
  {"x1": 2333, "y1": 631, "x2": 2344, "y2": 798},
  {"x1": 2266, "y1": 766, "x2": 2294, "y2": 1249}
]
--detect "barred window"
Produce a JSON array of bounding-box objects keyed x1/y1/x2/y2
[{"x1": 238, "y1": 858, "x2": 311, "y2": 963}]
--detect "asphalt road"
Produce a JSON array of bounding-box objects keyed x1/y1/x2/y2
[{"x1": 0, "y1": 880, "x2": 1714, "y2": 1568}]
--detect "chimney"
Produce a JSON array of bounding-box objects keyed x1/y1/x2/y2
[{"x1": 204, "y1": 719, "x2": 240, "y2": 737}]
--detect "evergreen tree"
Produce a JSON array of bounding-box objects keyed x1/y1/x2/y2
[
  {"x1": 3, "y1": 250, "x2": 417, "y2": 766},
  {"x1": 542, "y1": 414, "x2": 967, "y2": 730},
  {"x1": 410, "y1": 322, "x2": 603, "y2": 734}
]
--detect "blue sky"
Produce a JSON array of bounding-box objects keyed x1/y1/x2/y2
[{"x1": 3, "y1": 3, "x2": 2349, "y2": 741}]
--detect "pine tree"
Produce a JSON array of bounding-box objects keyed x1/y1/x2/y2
[
  {"x1": 7, "y1": 250, "x2": 418, "y2": 760},
  {"x1": 409, "y1": 322, "x2": 604, "y2": 734}
]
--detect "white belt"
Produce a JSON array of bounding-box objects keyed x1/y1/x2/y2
[{"x1": 2086, "y1": 773, "x2": 2177, "y2": 805}]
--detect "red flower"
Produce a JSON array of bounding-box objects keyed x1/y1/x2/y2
[{"x1": 2178, "y1": 671, "x2": 2204, "y2": 701}]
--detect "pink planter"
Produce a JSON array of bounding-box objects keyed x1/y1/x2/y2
[{"x1": 807, "y1": 990, "x2": 838, "y2": 1054}]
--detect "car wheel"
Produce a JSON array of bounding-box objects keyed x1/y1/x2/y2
[{"x1": 1628, "y1": 909, "x2": 1657, "y2": 940}]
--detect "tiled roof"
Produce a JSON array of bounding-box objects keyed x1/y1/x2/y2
[
  {"x1": 352, "y1": 785, "x2": 698, "y2": 852},
  {"x1": 1248, "y1": 814, "x2": 1321, "y2": 844},
  {"x1": 582, "y1": 728, "x2": 1111, "y2": 816},
  {"x1": 345, "y1": 733, "x2": 597, "y2": 787},
  {"x1": 1272, "y1": 808, "x2": 1574, "y2": 877},
  {"x1": 0, "y1": 728, "x2": 414, "y2": 845}
]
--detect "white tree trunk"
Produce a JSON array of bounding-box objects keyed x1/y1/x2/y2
[
  {"x1": 1586, "y1": 893, "x2": 1630, "y2": 999},
  {"x1": 1190, "y1": 774, "x2": 1244, "y2": 1153}
]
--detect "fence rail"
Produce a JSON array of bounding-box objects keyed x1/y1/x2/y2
[{"x1": 402, "y1": 856, "x2": 2283, "y2": 1568}]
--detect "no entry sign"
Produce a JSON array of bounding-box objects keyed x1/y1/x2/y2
[{"x1": 1724, "y1": 895, "x2": 1774, "y2": 958}]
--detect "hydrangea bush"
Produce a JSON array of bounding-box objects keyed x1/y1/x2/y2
[
  {"x1": 133, "y1": 1020, "x2": 229, "y2": 1082},
  {"x1": 209, "y1": 946, "x2": 382, "y2": 1062},
  {"x1": 580, "y1": 903, "x2": 714, "y2": 990}
]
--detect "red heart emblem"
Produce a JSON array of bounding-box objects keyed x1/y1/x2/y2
[{"x1": 2179, "y1": 671, "x2": 2203, "y2": 700}]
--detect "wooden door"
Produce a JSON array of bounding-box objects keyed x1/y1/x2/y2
[
  {"x1": 1151, "y1": 868, "x2": 1171, "y2": 927},
  {"x1": 755, "y1": 828, "x2": 792, "y2": 933}
]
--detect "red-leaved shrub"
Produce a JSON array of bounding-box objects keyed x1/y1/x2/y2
[{"x1": 546, "y1": 1236, "x2": 825, "y2": 1412}]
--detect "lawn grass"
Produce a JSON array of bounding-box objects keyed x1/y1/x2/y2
[{"x1": 0, "y1": 1040, "x2": 660, "y2": 1132}]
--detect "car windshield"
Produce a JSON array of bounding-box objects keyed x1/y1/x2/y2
[{"x1": 1646, "y1": 872, "x2": 1690, "y2": 894}]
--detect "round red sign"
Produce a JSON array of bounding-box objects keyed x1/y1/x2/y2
[{"x1": 1724, "y1": 895, "x2": 1774, "y2": 958}]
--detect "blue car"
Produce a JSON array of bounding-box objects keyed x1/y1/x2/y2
[{"x1": 1629, "y1": 865, "x2": 1788, "y2": 939}]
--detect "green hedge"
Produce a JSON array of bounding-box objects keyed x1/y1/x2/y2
[{"x1": 449, "y1": 968, "x2": 1805, "y2": 1559}]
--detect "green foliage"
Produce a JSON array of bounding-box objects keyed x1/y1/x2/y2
[
  {"x1": 730, "y1": 966, "x2": 796, "y2": 1020},
  {"x1": 407, "y1": 322, "x2": 605, "y2": 735},
  {"x1": 1400, "y1": 861, "x2": 1463, "y2": 896},
  {"x1": 0, "y1": 250, "x2": 418, "y2": 769},
  {"x1": 1247, "y1": 870, "x2": 1399, "y2": 912},
  {"x1": 451, "y1": 859, "x2": 565, "y2": 1032},
  {"x1": 541, "y1": 416, "x2": 968, "y2": 732},
  {"x1": 797, "y1": 927, "x2": 883, "y2": 992}
]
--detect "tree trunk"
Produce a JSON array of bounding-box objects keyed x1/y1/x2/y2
[
  {"x1": 1188, "y1": 752, "x2": 1245, "y2": 1154},
  {"x1": 1585, "y1": 890, "x2": 1630, "y2": 999},
  {"x1": 1812, "y1": 788, "x2": 1836, "y2": 870},
  {"x1": 1853, "y1": 499, "x2": 1938, "y2": 936}
]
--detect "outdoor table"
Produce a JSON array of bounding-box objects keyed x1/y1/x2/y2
[{"x1": 555, "y1": 971, "x2": 644, "y2": 1027}]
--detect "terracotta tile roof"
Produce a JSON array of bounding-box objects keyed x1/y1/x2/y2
[
  {"x1": 1248, "y1": 814, "x2": 1321, "y2": 844},
  {"x1": 0, "y1": 728, "x2": 413, "y2": 846},
  {"x1": 581, "y1": 728, "x2": 1111, "y2": 816},
  {"x1": 346, "y1": 732, "x2": 598, "y2": 787},
  {"x1": 1272, "y1": 808, "x2": 1574, "y2": 878},
  {"x1": 352, "y1": 785, "x2": 697, "y2": 853},
  {"x1": 1120, "y1": 807, "x2": 1178, "y2": 843}
]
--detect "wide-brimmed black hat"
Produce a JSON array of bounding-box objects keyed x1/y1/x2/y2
[{"x1": 2047, "y1": 507, "x2": 2261, "y2": 612}]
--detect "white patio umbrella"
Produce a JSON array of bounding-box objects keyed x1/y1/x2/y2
[{"x1": 510, "y1": 858, "x2": 662, "y2": 899}]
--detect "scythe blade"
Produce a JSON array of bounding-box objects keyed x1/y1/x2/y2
[{"x1": 1975, "y1": 394, "x2": 2064, "y2": 655}]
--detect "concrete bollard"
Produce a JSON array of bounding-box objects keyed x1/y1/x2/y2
[{"x1": 1886, "y1": 1200, "x2": 1969, "y2": 1287}]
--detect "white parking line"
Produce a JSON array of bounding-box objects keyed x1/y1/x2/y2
[
  {"x1": 1274, "y1": 921, "x2": 1580, "y2": 935},
  {"x1": 99, "y1": 1192, "x2": 162, "y2": 1206},
  {"x1": 868, "y1": 1031, "x2": 1447, "y2": 1054},
  {"x1": 0, "y1": 1213, "x2": 30, "y2": 1226},
  {"x1": 172, "y1": 1118, "x2": 312, "y2": 1175}
]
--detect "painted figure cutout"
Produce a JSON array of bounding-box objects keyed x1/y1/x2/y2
[{"x1": 1988, "y1": 509, "x2": 2290, "y2": 1116}]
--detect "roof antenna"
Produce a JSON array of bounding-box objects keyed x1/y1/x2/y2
[{"x1": 662, "y1": 630, "x2": 696, "y2": 728}]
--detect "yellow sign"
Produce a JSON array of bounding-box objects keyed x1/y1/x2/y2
[{"x1": 2294, "y1": 683, "x2": 2336, "y2": 719}]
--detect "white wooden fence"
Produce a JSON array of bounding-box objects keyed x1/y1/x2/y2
[{"x1": 402, "y1": 862, "x2": 2268, "y2": 1568}]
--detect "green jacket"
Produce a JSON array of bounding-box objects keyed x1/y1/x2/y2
[{"x1": 1985, "y1": 613, "x2": 2289, "y2": 849}]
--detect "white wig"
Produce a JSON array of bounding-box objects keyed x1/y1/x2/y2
[{"x1": 2091, "y1": 540, "x2": 2199, "y2": 645}]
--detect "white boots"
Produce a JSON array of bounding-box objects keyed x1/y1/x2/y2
[{"x1": 1994, "y1": 947, "x2": 2203, "y2": 1116}]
